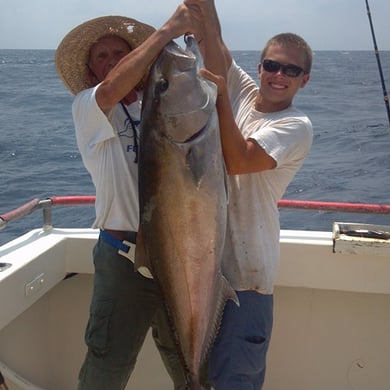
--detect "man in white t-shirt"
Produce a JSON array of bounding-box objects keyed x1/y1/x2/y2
[
  {"x1": 186, "y1": 1, "x2": 313, "y2": 388},
  {"x1": 55, "y1": 8, "x2": 197, "y2": 390}
]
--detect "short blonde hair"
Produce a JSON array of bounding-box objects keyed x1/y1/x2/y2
[{"x1": 260, "y1": 33, "x2": 313, "y2": 73}]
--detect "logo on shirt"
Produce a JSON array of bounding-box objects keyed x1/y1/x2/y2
[
  {"x1": 118, "y1": 118, "x2": 140, "y2": 139},
  {"x1": 118, "y1": 118, "x2": 140, "y2": 157}
]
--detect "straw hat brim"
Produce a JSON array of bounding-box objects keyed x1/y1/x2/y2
[{"x1": 55, "y1": 15, "x2": 156, "y2": 95}]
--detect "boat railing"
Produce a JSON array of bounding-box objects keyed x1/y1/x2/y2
[
  {"x1": 0, "y1": 196, "x2": 96, "y2": 232},
  {"x1": 1, "y1": 196, "x2": 390, "y2": 232}
]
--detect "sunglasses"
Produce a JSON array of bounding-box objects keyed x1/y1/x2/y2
[{"x1": 262, "y1": 59, "x2": 307, "y2": 78}]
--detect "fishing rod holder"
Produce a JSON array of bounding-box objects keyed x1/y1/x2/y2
[{"x1": 333, "y1": 222, "x2": 390, "y2": 256}]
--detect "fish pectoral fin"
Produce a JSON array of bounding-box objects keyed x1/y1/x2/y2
[
  {"x1": 186, "y1": 143, "x2": 208, "y2": 186},
  {"x1": 222, "y1": 160, "x2": 230, "y2": 206},
  {"x1": 135, "y1": 229, "x2": 154, "y2": 279}
]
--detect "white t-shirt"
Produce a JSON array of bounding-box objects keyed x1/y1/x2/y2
[
  {"x1": 222, "y1": 61, "x2": 313, "y2": 294},
  {"x1": 72, "y1": 85, "x2": 142, "y2": 231}
]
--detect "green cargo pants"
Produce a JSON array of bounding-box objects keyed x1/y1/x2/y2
[{"x1": 77, "y1": 237, "x2": 187, "y2": 389}]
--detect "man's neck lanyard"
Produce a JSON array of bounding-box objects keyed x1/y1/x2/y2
[
  {"x1": 120, "y1": 102, "x2": 139, "y2": 163},
  {"x1": 86, "y1": 63, "x2": 139, "y2": 163}
]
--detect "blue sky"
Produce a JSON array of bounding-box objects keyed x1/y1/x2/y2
[{"x1": 0, "y1": 0, "x2": 389, "y2": 50}]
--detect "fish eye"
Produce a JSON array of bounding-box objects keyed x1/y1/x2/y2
[{"x1": 158, "y1": 78, "x2": 169, "y2": 93}]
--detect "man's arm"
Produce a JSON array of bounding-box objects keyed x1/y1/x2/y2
[
  {"x1": 185, "y1": 0, "x2": 232, "y2": 78},
  {"x1": 97, "y1": 4, "x2": 195, "y2": 111},
  {"x1": 200, "y1": 68, "x2": 276, "y2": 175},
  {"x1": 187, "y1": 1, "x2": 276, "y2": 174}
]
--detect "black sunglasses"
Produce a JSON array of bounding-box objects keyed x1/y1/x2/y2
[{"x1": 262, "y1": 59, "x2": 307, "y2": 78}]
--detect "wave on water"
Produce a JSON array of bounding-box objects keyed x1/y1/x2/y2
[{"x1": 1, "y1": 49, "x2": 389, "y2": 245}]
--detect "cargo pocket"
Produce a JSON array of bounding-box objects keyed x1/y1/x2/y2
[
  {"x1": 233, "y1": 335, "x2": 268, "y2": 375},
  {"x1": 84, "y1": 299, "x2": 114, "y2": 358}
]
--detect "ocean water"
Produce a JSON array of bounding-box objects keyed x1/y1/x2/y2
[{"x1": 0, "y1": 49, "x2": 389, "y2": 246}]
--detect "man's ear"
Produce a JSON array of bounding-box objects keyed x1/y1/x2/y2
[{"x1": 301, "y1": 73, "x2": 310, "y2": 88}]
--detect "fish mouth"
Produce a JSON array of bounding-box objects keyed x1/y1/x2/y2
[
  {"x1": 163, "y1": 86, "x2": 212, "y2": 117},
  {"x1": 183, "y1": 125, "x2": 206, "y2": 143},
  {"x1": 166, "y1": 124, "x2": 206, "y2": 145},
  {"x1": 164, "y1": 93, "x2": 213, "y2": 144}
]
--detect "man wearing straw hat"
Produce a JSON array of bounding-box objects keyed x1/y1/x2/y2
[{"x1": 55, "y1": 5, "x2": 197, "y2": 390}]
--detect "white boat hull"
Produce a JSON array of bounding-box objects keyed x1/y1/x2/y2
[{"x1": 1, "y1": 228, "x2": 389, "y2": 389}]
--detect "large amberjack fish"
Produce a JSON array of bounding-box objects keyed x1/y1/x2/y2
[{"x1": 136, "y1": 35, "x2": 238, "y2": 389}]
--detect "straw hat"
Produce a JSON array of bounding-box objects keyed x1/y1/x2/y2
[{"x1": 55, "y1": 15, "x2": 156, "y2": 95}]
